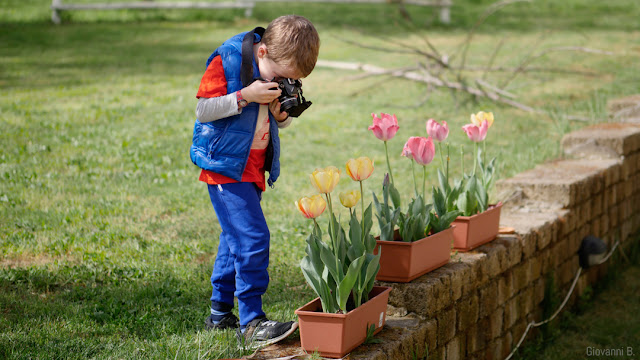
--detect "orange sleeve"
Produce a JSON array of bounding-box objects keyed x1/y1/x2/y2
[{"x1": 196, "y1": 56, "x2": 228, "y2": 99}]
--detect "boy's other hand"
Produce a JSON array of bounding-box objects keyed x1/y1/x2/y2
[
  {"x1": 269, "y1": 99, "x2": 289, "y2": 121},
  {"x1": 242, "y1": 81, "x2": 281, "y2": 105}
]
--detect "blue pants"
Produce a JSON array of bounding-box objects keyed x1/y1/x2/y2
[{"x1": 207, "y1": 182, "x2": 269, "y2": 326}]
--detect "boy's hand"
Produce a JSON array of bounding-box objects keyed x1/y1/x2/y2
[
  {"x1": 269, "y1": 99, "x2": 289, "y2": 122},
  {"x1": 242, "y1": 81, "x2": 281, "y2": 105}
]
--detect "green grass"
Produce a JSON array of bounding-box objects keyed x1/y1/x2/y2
[{"x1": 1, "y1": 0, "x2": 640, "y2": 358}]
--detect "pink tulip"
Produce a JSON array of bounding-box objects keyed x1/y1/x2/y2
[
  {"x1": 462, "y1": 120, "x2": 489, "y2": 142},
  {"x1": 368, "y1": 113, "x2": 399, "y2": 141},
  {"x1": 426, "y1": 119, "x2": 449, "y2": 142},
  {"x1": 405, "y1": 136, "x2": 435, "y2": 166}
]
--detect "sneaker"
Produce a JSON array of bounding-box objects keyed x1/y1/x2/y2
[
  {"x1": 236, "y1": 317, "x2": 298, "y2": 349},
  {"x1": 204, "y1": 313, "x2": 239, "y2": 330}
]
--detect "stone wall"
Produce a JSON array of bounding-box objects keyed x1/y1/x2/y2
[{"x1": 353, "y1": 119, "x2": 640, "y2": 359}]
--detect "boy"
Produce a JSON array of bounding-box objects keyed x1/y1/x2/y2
[{"x1": 189, "y1": 15, "x2": 320, "y2": 347}]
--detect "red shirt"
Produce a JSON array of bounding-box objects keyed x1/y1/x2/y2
[{"x1": 196, "y1": 56, "x2": 269, "y2": 191}]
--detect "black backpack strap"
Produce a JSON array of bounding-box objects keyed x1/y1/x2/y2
[{"x1": 241, "y1": 27, "x2": 265, "y2": 87}]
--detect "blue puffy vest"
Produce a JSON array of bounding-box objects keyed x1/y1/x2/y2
[{"x1": 190, "y1": 31, "x2": 281, "y2": 187}]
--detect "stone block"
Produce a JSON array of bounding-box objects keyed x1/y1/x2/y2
[
  {"x1": 600, "y1": 214, "x2": 610, "y2": 235},
  {"x1": 484, "y1": 338, "x2": 501, "y2": 360},
  {"x1": 520, "y1": 231, "x2": 538, "y2": 259},
  {"x1": 529, "y1": 256, "x2": 542, "y2": 282},
  {"x1": 590, "y1": 218, "x2": 601, "y2": 238},
  {"x1": 607, "y1": 95, "x2": 640, "y2": 118},
  {"x1": 578, "y1": 201, "x2": 592, "y2": 227},
  {"x1": 539, "y1": 248, "x2": 552, "y2": 273},
  {"x1": 445, "y1": 335, "x2": 465, "y2": 360},
  {"x1": 497, "y1": 270, "x2": 514, "y2": 306},
  {"x1": 424, "y1": 319, "x2": 438, "y2": 358},
  {"x1": 604, "y1": 164, "x2": 621, "y2": 188},
  {"x1": 478, "y1": 281, "x2": 499, "y2": 318},
  {"x1": 622, "y1": 220, "x2": 633, "y2": 241},
  {"x1": 520, "y1": 286, "x2": 535, "y2": 315},
  {"x1": 457, "y1": 293, "x2": 479, "y2": 333},
  {"x1": 605, "y1": 185, "x2": 618, "y2": 208},
  {"x1": 438, "y1": 306, "x2": 457, "y2": 345},
  {"x1": 573, "y1": 231, "x2": 586, "y2": 255},
  {"x1": 497, "y1": 159, "x2": 619, "y2": 208},
  {"x1": 494, "y1": 234, "x2": 523, "y2": 270},
  {"x1": 622, "y1": 156, "x2": 634, "y2": 180},
  {"x1": 513, "y1": 262, "x2": 529, "y2": 293},
  {"x1": 621, "y1": 199, "x2": 631, "y2": 221},
  {"x1": 534, "y1": 279, "x2": 545, "y2": 305},
  {"x1": 502, "y1": 331, "x2": 515, "y2": 359},
  {"x1": 476, "y1": 242, "x2": 506, "y2": 279},
  {"x1": 466, "y1": 323, "x2": 485, "y2": 355},
  {"x1": 448, "y1": 262, "x2": 470, "y2": 301},
  {"x1": 489, "y1": 307, "x2": 504, "y2": 340},
  {"x1": 503, "y1": 297, "x2": 518, "y2": 331},
  {"x1": 591, "y1": 192, "x2": 604, "y2": 218},
  {"x1": 616, "y1": 182, "x2": 626, "y2": 203},
  {"x1": 458, "y1": 252, "x2": 486, "y2": 295},
  {"x1": 562, "y1": 122, "x2": 640, "y2": 156},
  {"x1": 559, "y1": 259, "x2": 578, "y2": 287},
  {"x1": 609, "y1": 205, "x2": 619, "y2": 227}
]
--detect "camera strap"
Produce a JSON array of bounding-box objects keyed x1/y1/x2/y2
[{"x1": 241, "y1": 27, "x2": 266, "y2": 87}]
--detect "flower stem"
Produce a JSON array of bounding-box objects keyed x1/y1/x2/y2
[
  {"x1": 482, "y1": 140, "x2": 487, "y2": 166},
  {"x1": 411, "y1": 159, "x2": 418, "y2": 196},
  {"x1": 446, "y1": 142, "x2": 450, "y2": 181},
  {"x1": 438, "y1": 142, "x2": 445, "y2": 174},
  {"x1": 461, "y1": 145, "x2": 465, "y2": 175},
  {"x1": 359, "y1": 180, "x2": 365, "y2": 239},
  {"x1": 384, "y1": 141, "x2": 395, "y2": 186},
  {"x1": 473, "y1": 143, "x2": 478, "y2": 176},
  {"x1": 422, "y1": 165, "x2": 427, "y2": 200},
  {"x1": 326, "y1": 193, "x2": 340, "y2": 272}
]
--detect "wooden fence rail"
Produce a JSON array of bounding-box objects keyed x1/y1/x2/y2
[{"x1": 51, "y1": 0, "x2": 452, "y2": 24}]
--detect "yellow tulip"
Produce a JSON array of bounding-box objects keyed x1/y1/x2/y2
[
  {"x1": 295, "y1": 194, "x2": 327, "y2": 219},
  {"x1": 345, "y1": 157, "x2": 374, "y2": 182},
  {"x1": 470, "y1": 111, "x2": 494, "y2": 128},
  {"x1": 339, "y1": 190, "x2": 361, "y2": 208},
  {"x1": 310, "y1": 166, "x2": 341, "y2": 194}
]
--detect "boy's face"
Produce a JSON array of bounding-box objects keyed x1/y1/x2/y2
[{"x1": 256, "y1": 44, "x2": 301, "y2": 81}]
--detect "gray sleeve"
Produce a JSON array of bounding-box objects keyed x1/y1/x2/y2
[
  {"x1": 276, "y1": 116, "x2": 293, "y2": 129},
  {"x1": 195, "y1": 94, "x2": 241, "y2": 123}
]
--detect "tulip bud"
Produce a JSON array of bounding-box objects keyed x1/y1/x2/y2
[
  {"x1": 339, "y1": 190, "x2": 361, "y2": 208},
  {"x1": 470, "y1": 111, "x2": 494, "y2": 128}
]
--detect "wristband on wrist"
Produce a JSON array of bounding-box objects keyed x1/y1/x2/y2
[{"x1": 236, "y1": 90, "x2": 248, "y2": 109}]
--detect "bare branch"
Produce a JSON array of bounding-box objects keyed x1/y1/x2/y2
[
  {"x1": 475, "y1": 78, "x2": 517, "y2": 99},
  {"x1": 457, "y1": 65, "x2": 599, "y2": 76},
  {"x1": 501, "y1": 44, "x2": 614, "y2": 88},
  {"x1": 317, "y1": 59, "x2": 537, "y2": 112},
  {"x1": 453, "y1": 0, "x2": 532, "y2": 76},
  {"x1": 482, "y1": 37, "x2": 506, "y2": 80}
]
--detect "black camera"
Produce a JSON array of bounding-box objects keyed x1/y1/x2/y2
[{"x1": 276, "y1": 78, "x2": 312, "y2": 117}]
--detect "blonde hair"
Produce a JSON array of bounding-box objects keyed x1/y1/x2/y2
[{"x1": 262, "y1": 15, "x2": 320, "y2": 78}]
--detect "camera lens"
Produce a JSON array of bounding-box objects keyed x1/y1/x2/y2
[{"x1": 280, "y1": 96, "x2": 299, "y2": 111}]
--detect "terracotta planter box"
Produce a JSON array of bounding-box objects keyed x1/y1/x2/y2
[
  {"x1": 374, "y1": 226, "x2": 454, "y2": 282},
  {"x1": 452, "y1": 202, "x2": 503, "y2": 252},
  {"x1": 295, "y1": 286, "x2": 391, "y2": 358}
]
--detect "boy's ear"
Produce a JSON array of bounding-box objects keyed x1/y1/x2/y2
[{"x1": 257, "y1": 44, "x2": 267, "y2": 58}]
